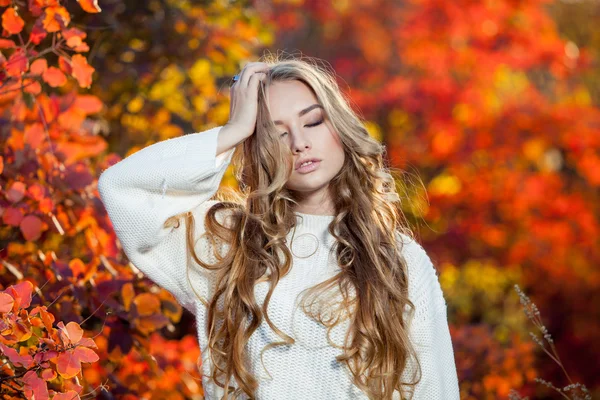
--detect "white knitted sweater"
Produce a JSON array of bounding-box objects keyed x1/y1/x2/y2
[{"x1": 98, "y1": 125, "x2": 460, "y2": 399}]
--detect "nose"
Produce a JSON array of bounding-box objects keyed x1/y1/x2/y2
[{"x1": 291, "y1": 129, "x2": 311, "y2": 153}]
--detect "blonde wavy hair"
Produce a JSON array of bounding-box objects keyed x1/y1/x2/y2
[{"x1": 171, "y1": 53, "x2": 423, "y2": 399}]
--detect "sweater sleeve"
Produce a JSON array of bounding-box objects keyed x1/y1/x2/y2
[
  {"x1": 97, "y1": 126, "x2": 235, "y2": 315},
  {"x1": 397, "y1": 234, "x2": 460, "y2": 400}
]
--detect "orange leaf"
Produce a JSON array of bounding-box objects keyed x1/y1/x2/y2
[
  {"x1": 74, "y1": 94, "x2": 103, "y2": 114},
  {"x1": 0, "y1": 0, "x2": 11, "y2": 6},
  {"x1": 71, "y1": 54, "x2": 94, "y2": 88},
  {"x1": 24, "y1": 123, "x2": 45, "y2": 148},
  {"x1": 0, "y1": 156, "x2": 3, "y2": 174},
  {"x1": 30, "y1": 58, "x2": 48, "y2": 75},
  {"x1": 23, "y1": 79, "x2": 42, "y2": 94},
  {"x1": 0, "y1": 38, "x2": 15, "y2": 48},
  {"x1": 133, "y1": 293, "x2": 161, "y2": 316},
  {"x1": 59, "y1": 56, "x2": 72, "y2": 74},
  {"x1": 43, "y1": 66, "x2": 67, "y2": 87},
  {"x1": 2, "y1": 7, "x2": 25, "y2": 35},
  {"x1": 62, "y1": 27, "x2": 90, "y2": 52},
  {"x1": 77, "y1": 0, "x2": 101, "y2": 13},
  {"x1": 122, "y1": 283, "x2": 134, "y2": 312},
  {"x1": 58, "y1": 321, "x2": 84, "y2": 346},
  {"x1": 20, "y1": 215, "x2": 43, "y2": 241},
  {"x1": 42, "y1": 6, "x2": 71, "y2": 33}
]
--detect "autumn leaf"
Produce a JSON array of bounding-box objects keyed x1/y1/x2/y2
[
  {"x1": 0, "y1": 343, "x2": 35, "y2": 368},
  {"x1": 2, "y1": 7, "x2": 25, "y2": 35},
  {"x1": 5, "y1": 280, "x2": 34, "y2": 309},
  {"x1": 43, "y1": 66, "x2": 68, "y2": 87},
  {"x1": 30, "y1": 58, "x2": 48, "y2": 75},
  {"x1": 20, "y1": 214, "x2": 43, "y2": 241},
  {"x1": 52, "y1": 391, "x2": 81, "y2": 400},
  {"x1": 29, "y1": 20, "x2": 47, "y2": 44},
  {"x1": 77, "y1": 0, "x2": 102, "y2": 13},
  {"x1": 5, "y1": 48, "x2": 28, "y2": 77},
  {"x1": 6, "y1": 181, "x2": 26, "y2": 203},
  {"x1": 22, "y1": 370, "x2": 49, "y2": 400},
  {"x1": 56, "y1": 321, "x2": 99, "y2": 379},
  {"x1": 74, "y1": 94, "x2": 103, "y2": 114},
  {"x1": 2, "y1": 207, "x2": 24, "y2": 226},
  {"x1": 62, "y1": 27, "x2": 90, "y2": 52},
  {"x1": 122, "y1": 283, "x2": 135, "y2": 312},
  {"x1": 71, "y1": 54, "x2": 94, "y2": 88},
  {"x1": 0, "y1": 293, "x2": 14, "y2": 313},
  {"x1": 0, "y1": 38, "x2": 15, "y2": 48},
  {"x1": 24, "y1": 122, "x2": 45, "y2": 148},
  {"x1": 42, "y1": 5, "x2": 71, "y2": 32}
]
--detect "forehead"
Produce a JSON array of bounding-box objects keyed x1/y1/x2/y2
[{"x1": 267, "y1": 80, "x2": 319, "y2": 120}]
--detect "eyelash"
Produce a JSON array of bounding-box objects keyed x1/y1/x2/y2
[{"x1": 280, "y1": 119, "x2": 324, "y2": 138}]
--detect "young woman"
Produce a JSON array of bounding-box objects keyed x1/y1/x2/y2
[{"x1": 98, "y1": 55, "x2": 460, "y2": 400}]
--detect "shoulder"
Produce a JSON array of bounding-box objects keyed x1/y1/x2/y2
[{"x1": 396, "y1": 232, "x2": 447, "y2": 319}]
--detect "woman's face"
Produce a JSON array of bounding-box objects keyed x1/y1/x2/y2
[{"x1": 266, "y1": 79, "x2": 345, "y2": 196}]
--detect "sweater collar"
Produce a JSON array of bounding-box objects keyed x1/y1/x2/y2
[{"x1": 291, "y1": 211, "x2": 336, "y2": 246}]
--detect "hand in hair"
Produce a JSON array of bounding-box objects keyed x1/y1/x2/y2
[{"x1": 223, "y1": 62, "x2": 269, "y2": 140}]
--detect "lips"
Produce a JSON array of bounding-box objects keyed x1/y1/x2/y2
[{"x1": 295, "y1": 158, "x2": 321, "y2": 170}]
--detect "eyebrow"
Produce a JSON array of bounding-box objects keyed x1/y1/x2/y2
[{"x1": 273, "y1": 104, "x2": 323, "y2": 125}]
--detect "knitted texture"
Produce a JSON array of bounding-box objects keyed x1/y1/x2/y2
[{"x1": 98, "y1": 126, "x2": 460, "y2": 399}]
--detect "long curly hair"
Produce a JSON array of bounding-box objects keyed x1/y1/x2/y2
[{"x1": 171, "y1": 53, "x2": 424, "y2": 399}]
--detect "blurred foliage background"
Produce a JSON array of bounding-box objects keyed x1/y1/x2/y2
[{"x1": 0, "y1": 0, "x2": 598, "y2": 398}]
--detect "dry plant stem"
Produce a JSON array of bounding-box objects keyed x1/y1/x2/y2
[{"x1": 513, "y1": 284, "x2": 591, "y2": 400}]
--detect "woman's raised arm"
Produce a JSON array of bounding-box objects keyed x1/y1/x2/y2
[{"x1": 97, "y1": 126, "x2": 236, "y2": 315}]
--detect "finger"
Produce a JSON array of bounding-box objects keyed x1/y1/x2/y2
[
  {"x1": 239, "y1": 63, "x2": 270, "y2": 88},
  {"x1": 248, "y1": 71, "x2": 267, "y2": 90}
]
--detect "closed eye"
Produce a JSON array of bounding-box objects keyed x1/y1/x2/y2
[{"x1": 280, "y1": 119, "x2": 324, "y2": 138}]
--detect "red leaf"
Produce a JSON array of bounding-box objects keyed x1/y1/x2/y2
[
  {"x1": 3, "y1": 207, "x2": 24, "y2": 226},
  {"x1": 53, "y1": 391, "x2": 81, "y2": 400},
  {"x1": 71, "y1": 54, "x2": 94, "y2": 88},
  {"x1": 0, "y1": 293, "x2": 14, "y2": 313},
  {"x1": 0, "y1": 343, "x2": 34, "y2": 368},
  {"x1": 6, "y1": 181, "x2": 26, "y2": 203},
  {"x1": 7, "y1": 281, "x2": 34, "y2": 309},
  {"x1": 2, "y1": 7, "x2": 25, "y2": 35},
  {"x1": 43, "y1": 66, "x2": 67, "y2": 87},
  {"x1": 20, "y1": 214, "x2": 43, "y2": 241},
  {"x1": 77, "y1": 0, "x2": 101, "y2": 13},
  {"x1": 6, "y1": 48, "x2": 28, "y2": 77},
  {"x1": 22, "y1": 370, "x2": 49, "y2": 400},
  {"x1": 59, "y1": 56, "x2": 72, "y2": 74},
  {"x1": 29, "y1": 20, "x2": 47, "y2": 44}
]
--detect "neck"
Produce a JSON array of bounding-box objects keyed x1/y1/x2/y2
[{"x1": 292, "y1": 186, "x2": 335, "y2": 216}]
